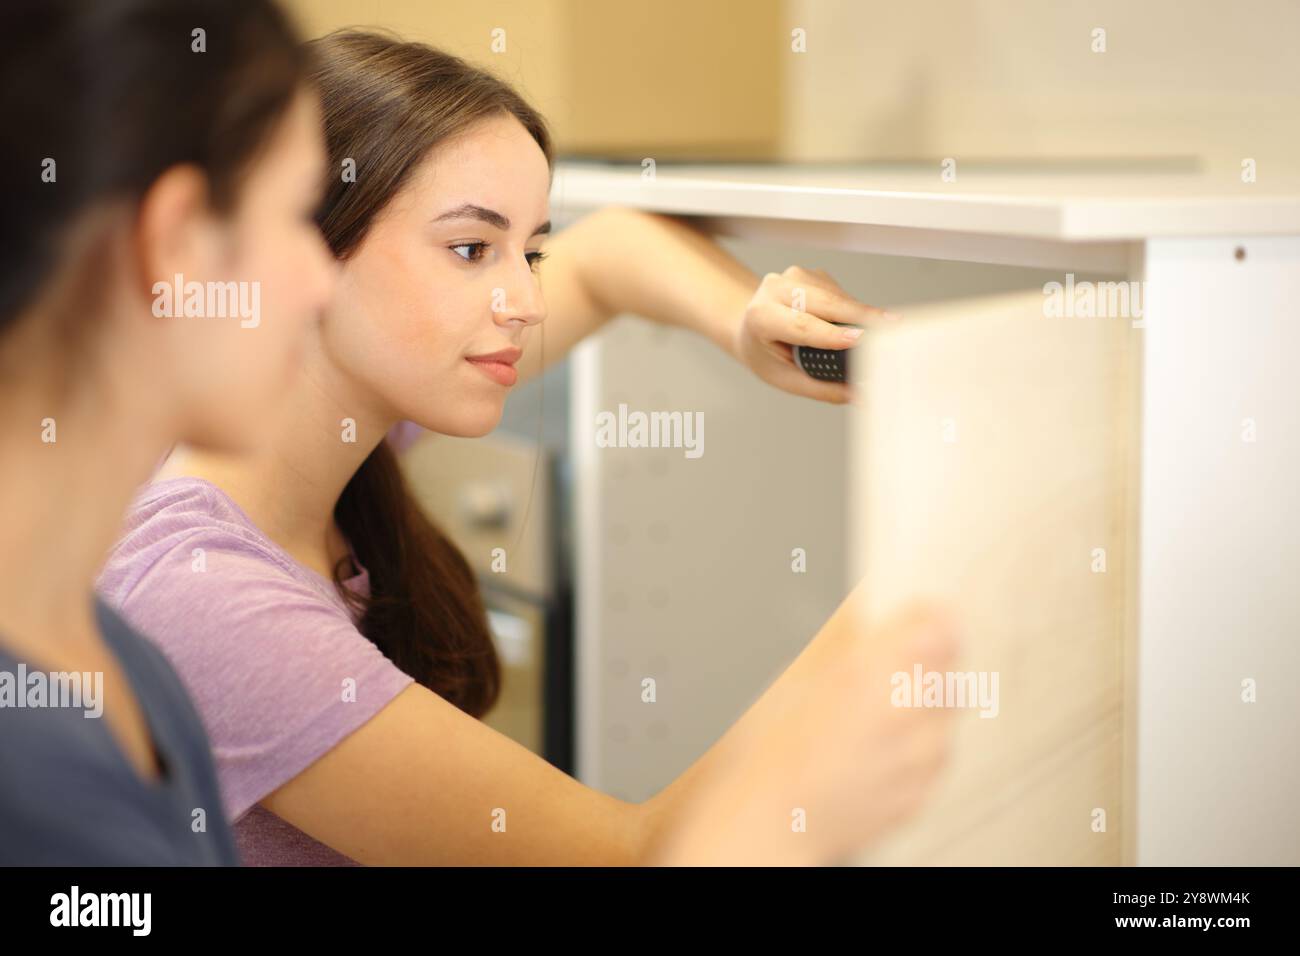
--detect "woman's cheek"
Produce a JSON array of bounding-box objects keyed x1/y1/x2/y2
[{"x1": 399, "y1": 286, "x2": 462, "y2": 358}]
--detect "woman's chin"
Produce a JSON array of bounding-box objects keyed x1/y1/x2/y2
[{"x1": 414, "y1": 402, "x2": 505, "y2": 439}]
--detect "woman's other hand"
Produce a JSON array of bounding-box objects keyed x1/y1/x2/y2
[{"x1": 734, "y1": 265, "x2": 898, "y2": 404}]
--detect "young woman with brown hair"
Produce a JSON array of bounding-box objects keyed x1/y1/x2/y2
[
  {"x1": 0, "y1": 0, "x2": 335, "y2": 863},
  {"x1": 96, "y1": 29, "x2": 958, "y2": 866}
]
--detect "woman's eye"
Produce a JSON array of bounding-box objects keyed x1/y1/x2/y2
[
  {"x1": 450, "y1": 243, "x2": 546, "y2": 270},
  {"x1": 451, "y1": 241, "x2": 488, "y2": 263}
]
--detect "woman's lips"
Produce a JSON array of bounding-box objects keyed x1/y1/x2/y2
[{"x1": 466, "y1": 356, "x2": 518, "y2": 386}]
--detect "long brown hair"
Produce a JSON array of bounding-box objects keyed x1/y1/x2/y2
[{"x1": 309, "y1": 30, "x2": 555, "y2": 718}]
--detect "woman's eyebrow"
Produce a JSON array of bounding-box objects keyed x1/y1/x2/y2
[{"x1": 432, "y1": 202, "x2": 551, "y2": 236}]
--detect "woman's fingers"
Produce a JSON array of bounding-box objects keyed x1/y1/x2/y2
[
  {"x1": 792, "y1": 282, "x2": 894, "y2": 330},
  {"x1": 754, "y1": 300, "x2": 866, "y2": 352},
  {"x1": 760, "y1": 269, "x2": 899, "y2": 336},
  {"x1": 738, "y1": 267, "x2": 891, "y2": 403}
]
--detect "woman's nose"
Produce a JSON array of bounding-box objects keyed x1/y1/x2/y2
[{"x1": 493, "y1": 274, "x2": 546, "y2": 328}]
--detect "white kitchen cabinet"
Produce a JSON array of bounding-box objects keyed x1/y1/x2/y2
[{"x1": 554, "y1": 161, "x2": 1300, "y2": 865}]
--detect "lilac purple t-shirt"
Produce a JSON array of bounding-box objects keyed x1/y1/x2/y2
[{"x1": 95, "y1": 475, "x2": 414, "y2": 865}]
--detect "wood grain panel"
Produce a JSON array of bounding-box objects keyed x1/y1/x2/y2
[{"x1": 849, "y1": 288, "x2": 1140, "y2": 865}]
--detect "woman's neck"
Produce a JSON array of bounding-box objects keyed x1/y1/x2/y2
[
  {"x1": 159, "y1": 337, "x2": 398, "y2": 578},
  {"x1": 0, "y1": 366, "x2": 173, "y2": 654}
]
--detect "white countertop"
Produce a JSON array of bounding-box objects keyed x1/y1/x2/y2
[{"x1": 551, "y1": 161, "x2": 1300, "y2": 241}]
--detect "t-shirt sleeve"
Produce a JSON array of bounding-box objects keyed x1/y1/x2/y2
[{"x1": 110, "y1": 533, "x2": 415, "y2": 821}]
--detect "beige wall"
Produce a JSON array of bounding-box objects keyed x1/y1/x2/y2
[
  {"x1": 783, "y1": 0, "x2": 1300, "y2": 173},
  {"x1": 287, "y1": 0, "x2": 1299, "y2": 170},
  {"x1": 283, "y1": 0, "x2": 783, "y2": 160}
]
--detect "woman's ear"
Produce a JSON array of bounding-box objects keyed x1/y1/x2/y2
[{"x1": 132, "y1": 164, "x2": 220, "y2": 304}]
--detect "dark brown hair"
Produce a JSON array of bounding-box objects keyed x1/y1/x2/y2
[
  {"x1": 309, "y1": 30, "x2": 555, "y2": 718},
  {"x1": 0, "y1": 0, "x2": 307, "y2": 331}
]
